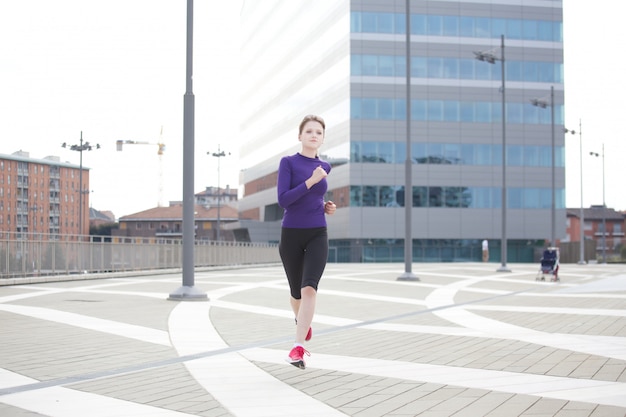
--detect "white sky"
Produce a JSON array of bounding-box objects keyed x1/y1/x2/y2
[{"x1": 1, "y1": 1, "x2": 624, "y2": 218}]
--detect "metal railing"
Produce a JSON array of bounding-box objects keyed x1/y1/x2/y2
[{"x1": 0, "y1": 232, "x2": 280, "y2": 279}]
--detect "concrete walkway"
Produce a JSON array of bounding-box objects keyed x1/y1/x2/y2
[{"x1": 1, "y1": 262, "x2": 625, "y2": 416}]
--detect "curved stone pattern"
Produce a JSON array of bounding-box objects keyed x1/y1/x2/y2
[{"x1": 1, "y1": 263, "x2": 625, "y2": 416}]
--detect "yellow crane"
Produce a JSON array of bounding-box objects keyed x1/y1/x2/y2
[{"x1": 116, "y1": 128, "x2": 166, "y2": 206}]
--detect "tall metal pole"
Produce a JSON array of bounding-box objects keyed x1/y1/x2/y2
[
  {"x1": 590, "y1": 144, "x2": 607, "y2": 264},
  {"x1": 79, "y1": 132, "x2": 84, "y2": 237},
  {"x1": 169, "y1": 0, "x2": 207, "y2": 301},
  {"x1": 578, "y1": 119, "x2": 585, "y2": 264},
  {"x1": 601, "y1": 144, "x2": 606, "y2": 264},
  {"x1": 210, "y1": 145, "x2": 228, "y2": 242},
  {"x1": 398, "y1": 0, "x2": 418, "y2": 281},
  {"x1": 62, "y1": 131, "x2": 99, "y2": 239},
  {"x1": 497, "y1": 35, "x2": 510, "y2": 272},
  {"x1": 550, "y1": 86, "x2": 555, "y2": 248}
]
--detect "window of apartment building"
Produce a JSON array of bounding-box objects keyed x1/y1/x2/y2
[{"x1": 136, "y1": 223, "x2": 142, "y2": 229}]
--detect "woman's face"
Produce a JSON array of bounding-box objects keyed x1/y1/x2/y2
[{"x1": 299, "y1": 121, "x2": 324, "y2": 149}]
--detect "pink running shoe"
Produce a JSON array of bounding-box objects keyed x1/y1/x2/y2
[{"x1": 286, "y1": 346, "x2": 310, "y2": 369}]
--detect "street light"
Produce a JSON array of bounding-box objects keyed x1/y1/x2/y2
[
  {"x1": 398, "y1": 0, "x2": 418, "y2": 281},
  {"x1": 530, "y1": 86, "x2": 555, "y2": 248},
  {"x1": 564, "y1": 120, "x2": 585, "y2": 264},
  {"x1": 62, "y1": 131, "x2": 100, "y2": 237},
  {"x1": 208, "y1": 145, "x2": 230, "y2": 241},
  {"x1": 590, "y1": 144, "x2": 606, "y2": 263},
  {"x1": 474, "y1": 34, "x2": 510, "y2": 272}
]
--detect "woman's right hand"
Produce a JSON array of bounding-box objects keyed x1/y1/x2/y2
[{"x1": 306, "y1": 166, "x2": 327, "y2": 189}]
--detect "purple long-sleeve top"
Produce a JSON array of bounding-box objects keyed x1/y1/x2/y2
[{"x1": 277, "y1": 153, "x2": 331, "y2": 228}]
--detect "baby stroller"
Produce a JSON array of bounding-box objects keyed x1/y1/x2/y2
[{"x1": 536, "y1": 247, "x2": 559, "y2": 282}]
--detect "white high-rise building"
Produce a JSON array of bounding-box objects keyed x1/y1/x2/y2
[{"x1": 234, "y1": 0, "x2": 564, "y2": 263}]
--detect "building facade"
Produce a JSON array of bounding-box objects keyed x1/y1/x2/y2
[
  {"x1": 237, "y1": 0, "x2": 565, "y2": 262},
  {"x1": 565, "y1": 206, "x2": 625, "y2": 262},
  {"x1": 0, "y1": 151, "x2": 89, "y2": 237}
]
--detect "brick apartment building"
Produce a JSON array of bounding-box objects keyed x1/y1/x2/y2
[
  {"x1": 565, "y1": 205, "x2": 625, "y2": 261},
  {"x1": 0, "y1": 151, "x2": 89, "y2": 237}
]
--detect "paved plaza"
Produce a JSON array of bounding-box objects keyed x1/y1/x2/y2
[{"x1": 1, "y1": 262, "x2": 625, "y2": 417}]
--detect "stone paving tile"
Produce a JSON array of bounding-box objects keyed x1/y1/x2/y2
[{"x1": 1, "y1": 263, "x2": 626, "y2": 417}]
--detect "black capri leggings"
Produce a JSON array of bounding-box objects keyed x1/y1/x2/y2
[{"x1": 279, "y1": 227, "x2": 328, "y2": 299}]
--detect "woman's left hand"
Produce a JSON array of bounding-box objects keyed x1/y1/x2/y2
[{"x1": 324, "y1": 200, "x2": 336, "y2": 215}]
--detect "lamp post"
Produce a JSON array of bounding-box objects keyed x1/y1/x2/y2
[
  {"x1": 474, "y1": 34, "x2": 510, "y2": 272},
  {"x1": 398, "y1": 0, "x2": 418, "y2": 281},
  {"x1": 590, "y1": 144, "x2": 606, "y2": 263},
  {"x1": 169, "y1": 0, "x2": 207, "y2": 301},
  {"x1": 564, "y1": 120, "x2": 585, "y2": 264},
  {"x1": 530, "y1": 85, "x2": 556, "y2": 248},
  {"x1": 208, "y1": 145, "x2": 230, "y2": 241},
  {"x1": 62, "y1": 131, "x2": 100, "y2": 237}
]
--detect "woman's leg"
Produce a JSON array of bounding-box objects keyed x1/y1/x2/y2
[{"x1": 294, "y1": 286, "x2": 316, "y2": 344}]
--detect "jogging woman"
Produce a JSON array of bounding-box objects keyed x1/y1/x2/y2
[{"x1": 277, "y1": 114, "x2": 336, "y2": 369}]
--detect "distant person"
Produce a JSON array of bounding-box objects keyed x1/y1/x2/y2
[
  {"x1": 277, "y1": 114, "x2": 336, "y2": 369},
  {"x1": 482, "y1": 239, "x2": 489, "y2": 262}
]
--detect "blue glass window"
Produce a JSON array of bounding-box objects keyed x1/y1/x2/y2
[
  {"x1": 394, "y1": 13, "x2": 406, "y2": 34},
  {"x1": 443, "y1": 16, "x2": 459, "y2": 36},
  {"x1": 524, "y1": 188, "x2": 541, "y2": 208},
  {"x1": 491, "y1": 19, "x2": 506, "y2": 38},
  {"x1": 460, "y1": 16, "x2": 474, "y2": 37},
  {"x1": 351, "y1": 12, "x2": 562, "y2": 42},
  {"x1": 412, "y1": 57, "x2": 428, "y2": 78},
  {"x1": 475, "y1": 102, "x2": 491, "y2": 123},
  {"x1": 361, "y1": 142, "x2": 378, "y2": 163},
  {"x1": 507, "y1": 19, "x2": 523, "y2": 40},
  {"x1": 363, "y1": 186, "x2": 378, "y2": 206},
  {"x1": 428, "y1": 100, "x2": 444, "y2": 121},
  {"x1": 351, "y1": 55, "x2": 362, "y2": 76},
  {"x1": 475, "y1": 17, "x2": 490, "y2": 38},
  {"x1": 523, "y1": 20, "x2": 538, "y2": 40},
  {"x1": 524, "y1": 146, "x2": 540, "y2": 166},
  {"x1": 413, "y1": 142, "x2": 427, "y2": 164},
  {"x1": 395, "y1": 99, "x2": 406, "y2": 120},
  {"x1": 362, "y1": 55, "x2": 377, "y2": 76},
  {"x1": 427, "y1": 57, "x2": 443, "y2": 78},
  {"x1": 508, "y1": 145, "x2": 524, "y2": 166},
  {"x1": 507, "y1": 102, "x2": 524, "y2": 124},
  {"x1": 378, "y1": 13, "x2": 394, "y2": 33},
  {"x1": 378, "y1": 55, "x2": 394, "y2": 76},
  {"x1": 444, "y1": 144, "x2": 461, "y2": 164},
  {"x1": 412, "y1": 14, "x2": 427, "y2": 35},
  {"x1": 362, "y1": 98, "x2": 377, "y2": 119},
  {"x1": 427, "y1": 15, "x2": 443, "y2": 35},
  {"x1": 414, "y1": 186, "x2": 428, "y2": 207},
  {"x1": 508, "y1": 188, "x2": 523, "y2": 209},
  {"x1": 461, "y1": 144, "x2": 475, "y2": 165},
  {"x1": 442, "y1": 58, "x2": 458, "y2": 78},
  {"x1": 350, "y1": 186, "x2": 362, "y2": 206},
  {"x1": 379, "y1": 99, "x2": 394, "y2": 120},
  {"x1": 443, "y1": 101, "x2": 459, "y2": 122},
  {"x1": 394, "y1": 142, "x2": 406, "y2": 163},
  {"x1": 412, "y1": 99, "x2": 427, "y2": 121},
  {"x1": 352, "y1": 54, "x2": 562, "y2": 83},
  {"x1": 362, "y1": 13, "x2": 377, "y2": 33},
  {"x1": 378, "y1": 142, "x2": 394, "y2": 163}
]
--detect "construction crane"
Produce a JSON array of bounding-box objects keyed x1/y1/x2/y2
[{"x1": 116, "y1": 128, "x2": 166, "y2": 206}]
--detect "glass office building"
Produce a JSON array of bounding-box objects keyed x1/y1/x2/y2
[{"x1": 237, "y1": 0, "x2": 565, "y2": 262}]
